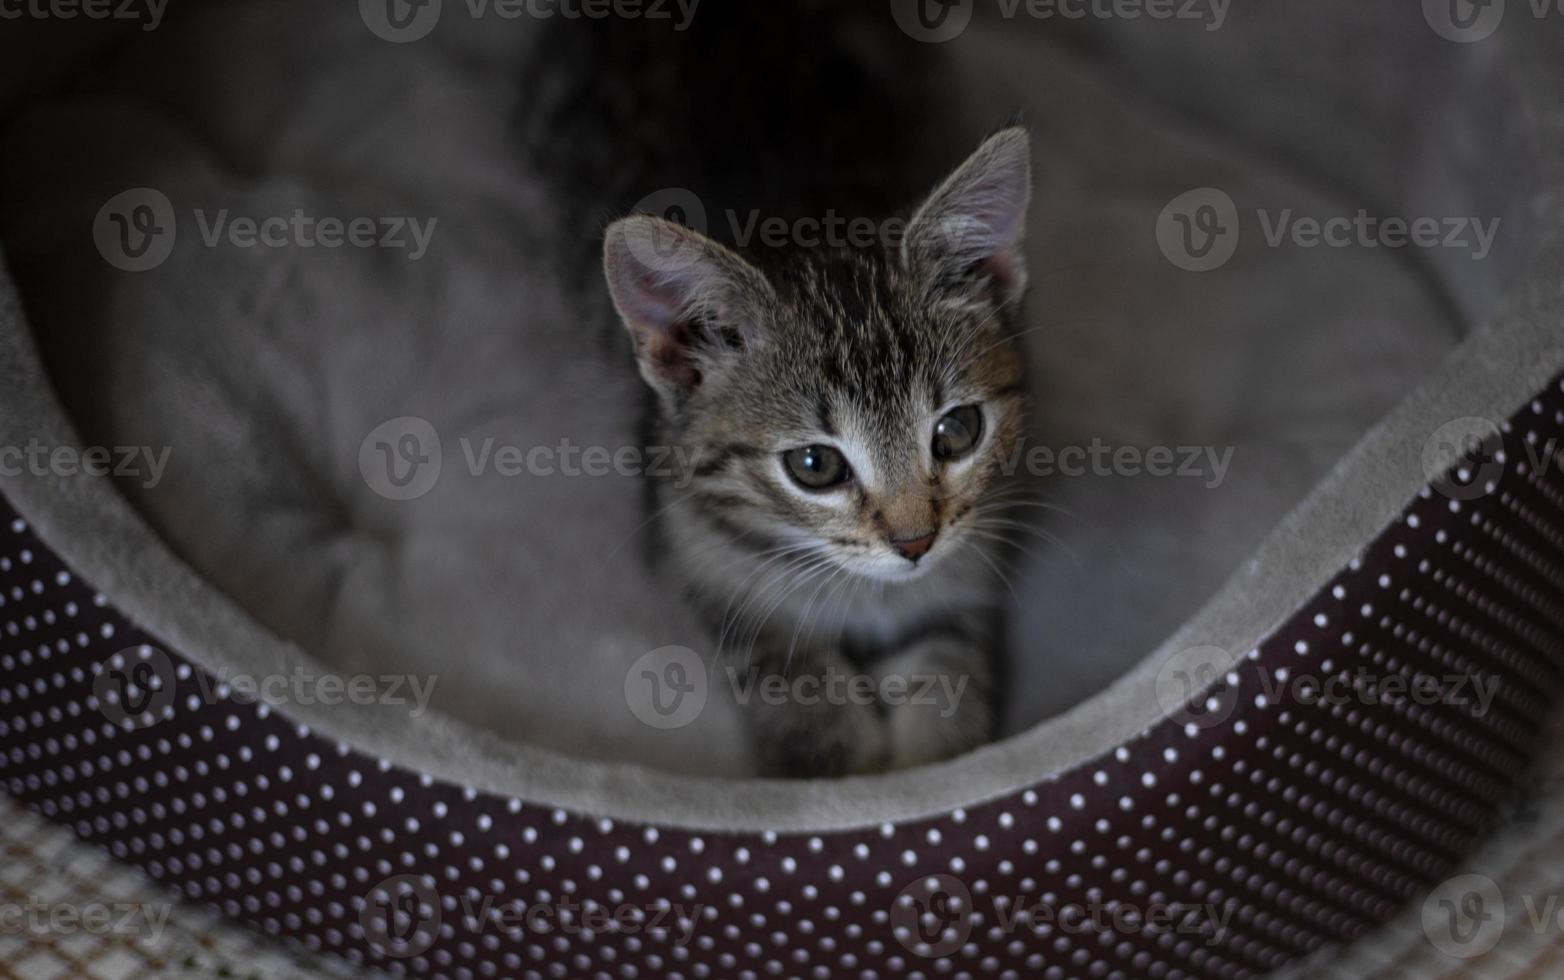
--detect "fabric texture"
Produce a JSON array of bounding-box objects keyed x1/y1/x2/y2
[
  {"x1": 0, "y1": 793, "x2": 351, "y2": 979},
  {"x1": 0, "y1": 3, "x2": 1563, "y2": 976},
  {"x1": 0, "y1": 369, "x2": 1560, "y2": 975},
  {"x1": 0, "y1": 1, "x2": 1471, "y2": 772}
]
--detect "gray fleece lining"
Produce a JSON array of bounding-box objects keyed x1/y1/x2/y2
[{"x1": 2, "y1": 242, "x2": 1560, "y2": 833}]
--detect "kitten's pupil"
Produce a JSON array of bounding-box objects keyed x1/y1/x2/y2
[
  {"x1": 784, "y1": 445, "x2": 850, "y2": 490},
  {"x1": 932, "y1": 405, "x2": 984, "y2": 461}
]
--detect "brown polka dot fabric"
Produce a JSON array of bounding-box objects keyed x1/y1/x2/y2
[{"x1": 1, "y1": 378, "x2": 1561, "y2": 979}]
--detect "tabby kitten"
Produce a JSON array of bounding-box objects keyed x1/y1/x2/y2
[{"x1": 603, "y1": 129, "x2": 1032, "y2": 777}]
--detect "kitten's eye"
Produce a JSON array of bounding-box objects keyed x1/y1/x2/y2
[
  {"x1": 932, "y1": 405, "x2": 984, "y2": 461},
  {"x1": 783, "y1": 445, "x2": 851, "y2": 490}
]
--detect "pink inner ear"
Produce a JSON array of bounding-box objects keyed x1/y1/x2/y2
[
  {"x1": 975, "y1": 249, "x2": 1019, "y2": 293},
  {"x1": 625, "y1": 264, "x2": 687, "y2": 333},
  {"x1": 647, "y1": 324, "x2": 702, "y2": 391},
  {"x1": 606, "y1": 216, "x2": 768, "y2": 395},
  {"x1": 619, "y1": 260, "x2": 711, "y2": 392}
]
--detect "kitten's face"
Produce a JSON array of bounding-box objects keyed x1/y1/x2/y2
[
  {"x1": 674, "y1": 255, "x2": 1026, "y2": 582},
  {"x1": 604, "y1": 128, "x2": 1033, "y2": 583}
]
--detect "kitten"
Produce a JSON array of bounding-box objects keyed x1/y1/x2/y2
[{"x1": 601, "y1": 129, "x2": 1033, "y2": 777}]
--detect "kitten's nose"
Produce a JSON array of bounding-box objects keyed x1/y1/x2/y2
[{"x1": 890, "y1": 531, "x2": 938, "y2": 563}]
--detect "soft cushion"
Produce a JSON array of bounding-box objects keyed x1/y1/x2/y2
[{"x1": 0, "y1": 1, "x2": 1453, "y2": 772}]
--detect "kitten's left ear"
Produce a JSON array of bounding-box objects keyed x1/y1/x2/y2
[
  {"x1": 602, "y1": 215, "x2": 775, "y2": 409},
  {"x1": 904, "y1": 127, "x2": 1032, "y2": 305}
]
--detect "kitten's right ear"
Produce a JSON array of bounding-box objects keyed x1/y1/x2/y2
[
  {"x1": 904, "y1": 127, "x2": 1032, "y2": 306},
  {"x1": 603, "y1": 216, "x2": 774, "y2": 407}
]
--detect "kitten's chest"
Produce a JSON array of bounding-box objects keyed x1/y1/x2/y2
[
  {"x1": 707, "y1": 553, "x2": 991, "y2": 661},
  {"x1": 832, "y1": 573, "x2": 991, "y2": 657}
]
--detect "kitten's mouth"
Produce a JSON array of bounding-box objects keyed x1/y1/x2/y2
[
  {"x1": 879, "y1": 561, "x2": 938, "y2": 583},
  {"x1": 840, "y1": 540, "x2": 948, "y2": 583}
]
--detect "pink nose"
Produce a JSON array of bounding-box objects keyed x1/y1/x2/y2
[{"x1": 891, "y1": 532, "x2": 938, "y2": 562}]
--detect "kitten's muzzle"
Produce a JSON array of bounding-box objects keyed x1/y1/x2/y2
[{"x1": 890, "y1": 531, "x2": 938, "y2": 563}]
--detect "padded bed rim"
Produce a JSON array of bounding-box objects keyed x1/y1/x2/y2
[{"x1": 0, "y1": 243, "x2": 1560, "y2": 834}]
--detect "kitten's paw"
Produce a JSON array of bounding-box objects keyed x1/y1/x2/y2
[
  {"x1": 756, "y1": 698, "x2": 889, "y2": 779},
  {"x1": 874, "y1": 639, "x2": 995, "y2": 771}
]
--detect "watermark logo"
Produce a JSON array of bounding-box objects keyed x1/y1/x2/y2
[
  {"x1": 626, "y1": 187, "x2": 709, "y2": 273},
  {"x1": 1427, "y1": 0, "x2": 1564, "y2": 42},
  {"x1": 360, "y1": 417, "x2": 443, "y2": 501},
  {"x1": 92, "y1": 646, "x2": 177, "y2": 728},
  {"x1": 889, "y1": 0, "x2": 974, "y2": 42},
  {"x1": 361, "y1": 875, "x2": 442, "y2": 959},
  {"x1": 1423, "y1": 417, "x2": 1504, "y2": 501},
  {"x1": 1154, "y1": 645, "x2": 1238, "y2": 730},
  {"x1": 892, "y1": 874, "x2": 974, "y2": 958},
  {"x1": 1423, "y1": 0, "x2": 1505, "y2": 42},
  {"x1": 1157, "y1": 188, "x2": 1240, "y2": 272},
  {"x1": 94, "y1": 188, "x2": 176, "y2": 272},
  {"x1": 1423, "y1": 873, "x2": 1505, "y2": 958},
  {"x1": 361, "y1": 0, "x2": 443, "y2": 41},
  {"x1": 1419, "y1": 875, "x2": 1564, "y2": 959},
  {"x1": 625, "y1": 645, "x2": 708, "y2": 729}
]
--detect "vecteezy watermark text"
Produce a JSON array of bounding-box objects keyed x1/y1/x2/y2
[
  {"x1": 359, "y1": 417, "x2": 1238, "y2": 502},
  {"x1": 358, "y1": 418, "x2": 710, "y2": 501},
  {"x1": 1154, "y1": 644, "x2": 1502, "y2": 736},
  {"x1": 0, "y1": 0, "x2": 165, "y2": 29},
  {"x1": 991, "y1": 0, "x2": 1228, "y2": 29},
  {"x1": 360, "y1": 0, "x2": 701, "y2": 43},
  {"x1": 191, "y1": 210, "x2": 437, "y2": 260},
  {"x1": 458, "y1": 438, "x2": 700, "y2": 485},
  {"x1": 999, "y1": 438, "x2": 1233, "y2": 488},
  {"x1": 623, "y1": 647, "x2": 969, "y2": 730},
  {"x1": 0, "y1": 897, "x2": 171, "y2": 941},
  {"x1": 195, "y1": 666, "x2": 439, "y2": 719},
  {"x1": 1157, "y1": 189, "x2": 1502, "y2": 272},
  {"x1": 91, "y1": 646, "x2": 439, "y2": 730},
  {"x1": 1254, "y1": 210, "x2": 1500, "y2": 259},
  {"x1": 360, "y1": 874, "x2": 704, "y2": 960},
  {"x1": 0, "y1": 440, "x2": 169, "y2": 489},
  {"x1": 94, "y1": 189, "x2": 438, "y2": 272},
  {"x1": 727, "y1": 665, "x2": 968, "y2": 717},
  {"x1": 889, "y1": 0, "x2": 1228, "y2": 42},
  {"x1": 1254, "y1": 667, "x2": 1500, "y2": 718},
  {"x1": 624, "y1": 188, "x2": 970, "y2": 257},
  {"x1": 470, "y1": 894, "x2": 702, "y2": 945},
  {"x1": 891, "y1": 875, "x2": 1234, "y2": 959}
]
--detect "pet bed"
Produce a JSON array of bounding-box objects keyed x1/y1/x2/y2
[{"x1": 0, "y1": 1, "x2": 1562, "y2": 977}]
